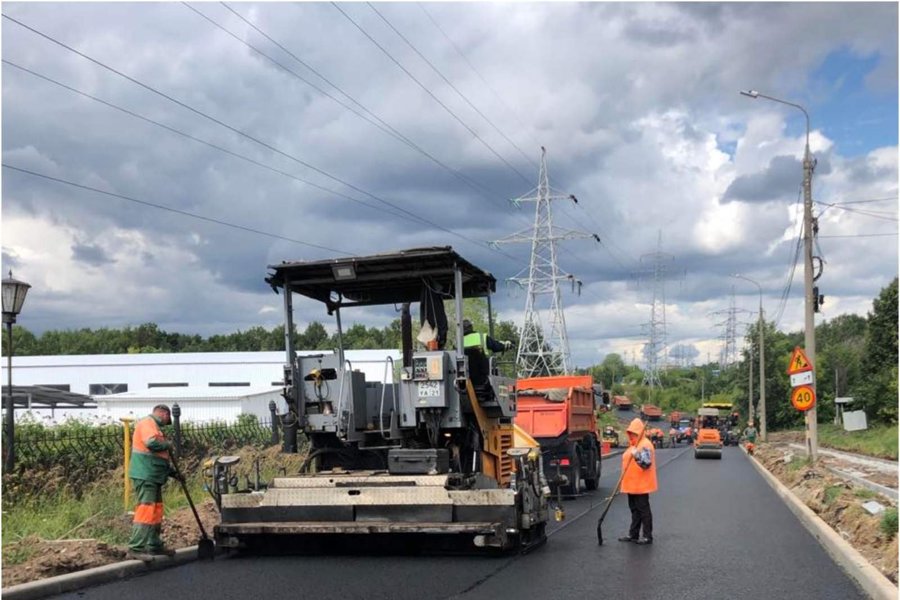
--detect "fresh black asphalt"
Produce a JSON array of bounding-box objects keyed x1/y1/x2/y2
[{"x1": 49, "y1": 446, "x2": 867, "y2": 599}]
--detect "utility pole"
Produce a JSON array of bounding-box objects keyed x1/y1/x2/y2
[
  {"x1": 748, "y1": 341, "x2": 754, "y2": 424},
  {"x1": 492, "y1": 147, "x2": 598, "y2": 378},
  {"x1": 733, "y1": 273, "x2": 767, "y2": 441},
  {"x1": 636, "y1": 232, "x2": 674, "y2": 389},
  {"x1": 741, "y1": 89, "x2": 817, "y2": 455}
]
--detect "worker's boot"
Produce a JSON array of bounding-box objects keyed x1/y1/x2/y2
[
  {"x1": 635, "y1": 537, "x2": 653, "y2": 545},
  {"x1": 126, "y1": 549, "x2": 155, "y2": 562}
]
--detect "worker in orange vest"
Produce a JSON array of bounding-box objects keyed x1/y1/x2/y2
[
  {"x1": 126, "y1": 405, "x2": 181, "y2": 560},
  {"x1": 618, "y1": 418, "x2": 658, "y2": 545}
]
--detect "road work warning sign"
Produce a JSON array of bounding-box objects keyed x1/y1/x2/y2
[
  {"x1": 786, "y1": 346, "x2": 813, "y2": 375},
  {"x1": 791, "y1": 385, "x2": 816, "y2": 411}
]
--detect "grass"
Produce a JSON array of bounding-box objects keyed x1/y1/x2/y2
[
  {"x1": 823, "y1": 484, "x2": 844, "y2": 505},
  {"x1": 816, "y1": 423, "x2": 898, "y2": 460},
  {"x1": 881, "y1": 508, "x2": 898, "y2": 540},
  {"x1": 786, "y1": 456, "x2": 811, "y2": 472},
  {"x1": 2, "y1": 472, "x2": 209, "y2": 563},
  {"x1": 854, "y1": 488, "x2": 877, "y2": 499}
]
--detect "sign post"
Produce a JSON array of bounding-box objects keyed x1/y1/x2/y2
[{"x1": 786, "y1": 347, "x2": 817, "y2": 457}]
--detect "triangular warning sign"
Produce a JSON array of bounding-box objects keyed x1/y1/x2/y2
[{"x1": 787, "y1": 346, "x2": 813, "y2": 375}]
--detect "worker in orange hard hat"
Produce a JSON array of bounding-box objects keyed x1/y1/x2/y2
[{"x1": 618, "y1": 418, "x2": 658, "y2": 545}]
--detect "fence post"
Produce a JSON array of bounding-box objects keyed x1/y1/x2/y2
[
  {"x1": 269, "y1": 400, "x2": 279, "y2": 444},
  {"x1": 120, "y1": 417, "x2": 134, "y2": 512},
  {"x1": 172, "y1": 403, "x2": 182, "y2": 456}
]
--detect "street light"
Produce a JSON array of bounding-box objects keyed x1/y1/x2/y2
[
  {"x1": 733, "y1": 274, "x2": 766, "y2": 441},
  {"x1": 2, "y1": 270, "x2": 31, "y2": 472},
  {"x1": 741, "y1": 89, "x2": 817, "y2": 460}
]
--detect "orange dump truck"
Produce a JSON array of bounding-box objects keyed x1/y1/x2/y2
[
  {"x1": 640, "y1": 404, "x2": 663, "y2": 421},
  {"x1": 514, "y1": 375, "x2": 601, "y2": 496}
]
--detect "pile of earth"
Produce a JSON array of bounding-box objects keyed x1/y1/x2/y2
[{"x1": 754, "y1": 442, "x2": 898, "y2": 584}]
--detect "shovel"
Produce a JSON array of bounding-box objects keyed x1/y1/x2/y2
[
  {"x1": 170, "y1": 453, "x2": 216, "y2": 560},
  {"x1": 597, "y1": 419, "x2": 647, "y2": 545}
]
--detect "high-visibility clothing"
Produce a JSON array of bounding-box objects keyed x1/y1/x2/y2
[
  {"x1": 463, "y1": 332, "x2": 487, "y2": 350},
  {"x1": 128, "y1": 479, "x2": 166, "y2": 552},
  {"x1": 128, "y1": 415, "x2": 172, "y2": 484},
  {"x1": 621, "y1": 418, "x2": 658, "y2": 494}
]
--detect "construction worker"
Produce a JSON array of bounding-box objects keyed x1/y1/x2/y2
[
  {"x1": 742, "y1": 420, "x2": 758, "y2": 455},
  {"x1": 618, "y1": 418, "x2": 658, "y2": 545},
  {"x1": 127, "y1": 404, "x2": 180, "y2": 560},
  {"x1": 462, "y1": 319, "x2": 512, "y2": 389}
]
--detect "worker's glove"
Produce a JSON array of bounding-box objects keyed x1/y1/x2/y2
[{"x1": 502, "y1": 340, "x2": 513, "y2": 351}]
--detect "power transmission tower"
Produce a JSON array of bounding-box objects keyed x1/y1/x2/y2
[
  {"x1": 635, "y1": 232, "x2": 674, "y2": 389},
  {"x1": 710, "y1": 287, "x2": 753, "y2": 367},
  {"x1": 492, "y1": 147, "x2": 597, "y2": 378}
]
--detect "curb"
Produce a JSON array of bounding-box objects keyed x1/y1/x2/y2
[
  {"x1": 1, "y1": 545, "x2": 209, "y2": 600},
  {"x1": 744, "y1": 447, "x2": 898, "y2": 600}
]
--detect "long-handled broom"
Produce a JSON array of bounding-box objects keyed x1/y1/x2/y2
[{"x1": 596, "y1": 418, "x2": 648, "y2": 545}]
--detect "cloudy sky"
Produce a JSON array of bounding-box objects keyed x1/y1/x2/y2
[{"x1": 2, "y1": 2, "x2": 897, "y2": 368}]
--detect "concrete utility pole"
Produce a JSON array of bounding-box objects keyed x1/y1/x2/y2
[
  {"x1": 733, "y1": 274, "x2": 766, "y2": 441},
  {"x1": 741, "y1": 90, "x2": 816, "y2": 456}
]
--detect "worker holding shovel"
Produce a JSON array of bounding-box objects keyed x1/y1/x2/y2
[
  {"x1": 126, "y1": 404, "x2": 181, "y2": 560},
  {"x1": 618, "y1": 418, "x2": 658, "y2": 545}
]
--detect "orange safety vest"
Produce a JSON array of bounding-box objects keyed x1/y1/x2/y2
[
  {"x1": 132, "y1": 416, "x2": 170, "y2": 460},
  {"x1": 620, "y1": 419, "x2": 658, "y2": 494}
]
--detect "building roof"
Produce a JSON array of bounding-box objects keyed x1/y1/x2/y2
[
  {"x1": 7, "y1": 349, "x2": 400, "y2": 368},
  {"x1": 100, "y1": 386, "x2": 281, "y2": 401},
  {"x1": 1, "y1": 385, "x2": 96, "y2": 409}
]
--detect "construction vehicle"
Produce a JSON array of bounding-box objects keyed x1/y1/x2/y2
[
  {"x1": 602, "y1": 425, "x2": 620, "y2": 449},
  {"x1": 694, "y1": 404, "x2": 727, "y2": 459},
  {"x1": 613, "y1": 395, "x2": 633, "y2": 411},
  {"x1": 514, "y1": 375, "x2": 602, "y2": 496},
  {"x1": 674, "y1": 417, "x2": 694, "y2": 444},
  {"x1": 211, "y1": 247, "x2": 550, "y2": 553},
  {"x1": 640, "y1": 404, "x2": 662, "y2": 421}
]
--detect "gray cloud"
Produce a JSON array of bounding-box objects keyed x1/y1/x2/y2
[{"x1": 71, "y1": 242, "x2": 115, "y2": 267}]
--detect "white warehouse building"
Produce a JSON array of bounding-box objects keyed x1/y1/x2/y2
[{"x1": 2, "y1": 350, "x2": 400, "y2": 424}]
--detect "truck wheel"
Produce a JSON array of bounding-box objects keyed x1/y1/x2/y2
[
  {"x1": 565, "y1": 451, "x2": 581, "y2": 496},
  {"x1": 584, "y1": 447, "x2": 601, "y2": 491}
]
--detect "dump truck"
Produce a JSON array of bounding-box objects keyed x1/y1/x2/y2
[
  {"x1": 640, "y1": 404, "x2": 662, "y2": 421},
  {"x1": 613, "y1": 395, "x2": 633, "y2": 411},
  {"x1": 514, "y1": 375, "x2": 602, "y2": 496},
  {"x1": 210, "y1": 247, "x2": 550, "y2": 553}
]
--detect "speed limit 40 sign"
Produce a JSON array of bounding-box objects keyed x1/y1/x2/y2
[{"x1": 791, "y1": 385, "x2": 816, "y2": 412}]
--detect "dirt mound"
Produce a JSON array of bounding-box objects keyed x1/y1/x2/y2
[
  {"x1": 755, "y1": 443, "x2": 898, "y2": 584},
  {"x1": 2, "y1": 536, "x2": 127, "y2": 588}
]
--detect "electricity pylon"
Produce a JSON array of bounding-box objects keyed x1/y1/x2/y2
[{"x1": 492, "y1": 147, "x2": 597, "y2": 378}]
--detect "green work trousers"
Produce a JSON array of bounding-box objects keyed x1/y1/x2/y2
[{"x1": 128, "y1": 478, "x2": 165, "y2": 552}]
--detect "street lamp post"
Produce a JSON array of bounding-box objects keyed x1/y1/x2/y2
[
  {"x1": 733, "y1": 274, "x2": 767, "y2": 441},
  {"x1": 2, "y1": 271, "x2": 31, "y2": 472},
  {"x1": 740, "y1": 89, "x2": 816, "y2": 458}
]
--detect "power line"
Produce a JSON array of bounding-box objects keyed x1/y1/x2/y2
[
  {"x1": 331, "y1": 2, "x2": 533, "y2": 185},
  {"x1": 2, "y1": 163, "x2": 356, "y2": 255},
  {"x1": 2, "y1": 59, "x2": 413, "y2": 224},
  {"x1": 367, "y1": 2, "x2": 538, "y2": 171},
  {"x1": 818, "y1": 233, "x2": 898, "y2": 238},
  {"x1": 815, "y1": 201, "x2": 897, "y2": 222},
  {"x1": 206, "y1": 2, "x2": 509, "y2": 208},
  {"x1": 3, "y1": 13, "x2": 526, "y2": 267},
  {"x1": 417, "y1": 3, "x2": 544, "y2": 154}
]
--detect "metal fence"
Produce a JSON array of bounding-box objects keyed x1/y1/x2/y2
[{"x1": 7, "y1": 417, "x2": 281, "y2": 475}]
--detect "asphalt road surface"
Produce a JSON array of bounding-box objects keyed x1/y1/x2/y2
[{"x1": 51, "y1": 446, "x2": 867, "y2": 600}]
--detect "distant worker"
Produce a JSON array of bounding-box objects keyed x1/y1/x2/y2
[
  {"x1": 462, "y1": 319, "x2": 513, "y2": 389},
  {"x1": 742, "y1": 420, "x2": 758, "y2": 455},
  {"x1": 127, "y1": 404, "x2": 181, "y2": 560},
  {"x1": 668, "y1": 426, "x2": 678, "y2": 447},
  {"x1": 618, "y1": 418, "x2": 658, "y2": 545}
]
